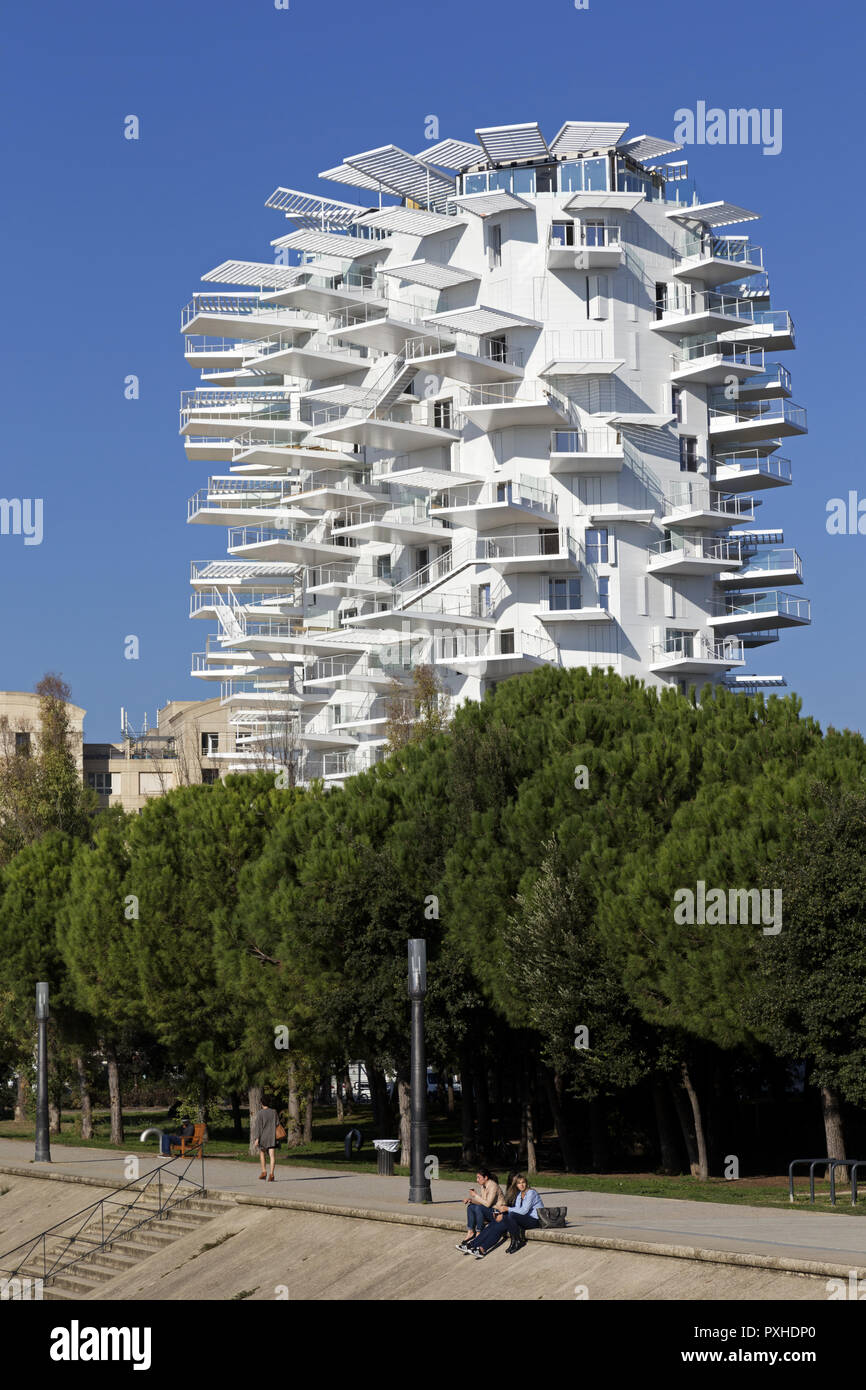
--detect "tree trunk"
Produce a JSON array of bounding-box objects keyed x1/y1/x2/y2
[
  {"x1": 521, "y1": 1059, "x2": 537, "y2": 1175},
  {"x1": 652, "y1": 1078, "x2": 680, "y2": 1175},
  {"x1": 475, "y1": 1063, "x2": 492, "y2": 1159},
  {"x1": 287, "y1": 1061, "x2": 302, "y2": 1146},
  {"x1": 15, "y1": 1073, "x2": 29, "y2": 1123},
  {"x1": 229, "y1": 1091, "x2": 242, "y2": 1140},
  {"x1": 820, "y1": 1085, "x2": 846, "y2": 1160},
  {"x1": 668, "y1": 1075, "x2": 699, "y2": 1175},
  {"x1": 248, "y1": 1084, "x2": 263, "y2": 1156},
  {"x1": 48, "y1": 1101, "x2": 61, "y2": 1135},
  {"x1": 75, "y1": 1055, "x2": 93, "y2": 1140},
  {"x1": 335, "y1": 1077, "x2": 344, "y2": 1123},
  {"x1": 197, "y1": 1075, "x2": 210, "y2": 1142},
  {"x1": 446, "y1": 1081, "x2": 455, "y2": 1115},
  {"x1": 588, "y1": 1097, "x2": 607, "y2": 1173},
  {"x1": 543, "y1": 1070, "x2": 575, "y2": 1171},
  {"x1": 459, "y1": 1049, "x2": 475, "y2": 1167},
  {"x1": 342, "y1": 1068, "x2": 355, "y2": 1112},
  {"x1": 303, "y1": 1091, "x2": 313, "y2": 1145},
  {"x1": 396, "y1": 1073, "x2": 411, "y2": 1168},
  {"x1": 680, "y1": 1061, "x2": 708, "y2": 1180},
  {"x1": 106, "y1": 1045, "x2": 124, "y2": 1145}
]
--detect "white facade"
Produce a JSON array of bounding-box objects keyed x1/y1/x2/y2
[{"x1": 182, "y1": 119, "x2": 809, "y2": 783}]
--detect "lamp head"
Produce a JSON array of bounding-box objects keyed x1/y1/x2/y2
[{"x1": 408, "y1": 938, "x2": 427, "y2": 998}]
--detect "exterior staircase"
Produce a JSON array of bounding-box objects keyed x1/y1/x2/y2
[{"x1": 14, "y1": 1192, "x2": 225, "y2": 1301}]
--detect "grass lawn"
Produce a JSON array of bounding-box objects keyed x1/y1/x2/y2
[{"x1": 0, "y1": 1108, "x2": 862, "y2": 1215}]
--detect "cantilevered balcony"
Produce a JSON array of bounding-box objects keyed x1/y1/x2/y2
[
  {"x1": 230, "y1": 436, "x2": 365, "y2": 474},
  {"x1": 303, "y1": 651, "x2": 409, "y2": 693},
  {"x1": 261, "y1": 268, "x2": 386, "y2": 315},
  {"x1": 329, "y1": 499, "x2": 451, "y2": 546},
  {"x1": 187, "y1": 484, "x2": 299, "y2": 526},
  {"x1": 729, "y1": 362, "x2": 792, "y2": 403},
  {"x1": 180, "y1": 390, "x2": 310, "y2": 441},
  {"x1": 709, "y1": 399, "x2": 807, "y2": 445},
  {"x1": 403, "y1": 331, "x2": 525, "y2": 384},
  {"x1": 659, "y1": 480, "x2": 755, "y2": 530},
  {"x1": 651, "y1": 289, "x2": 753, "y2": 338},
  {"x1": 708, "y1": 590, "x2": 811, "y2": 635},
  {"x1": 670, "y1": 343, "x2": 765, "y2": 388},
  {"x1": 672, "y1": 234, "x2": 764, "y2": 287},
  {"x1": 649, "y1": 634, "x2": 746, "y2": 675},
  {"x1": 710, "y1": 451, "x2": 792, "y2": 493},
  {"x1": 549, "y1": 428, "x2": 624, "y2": 474},
  {"x1": 239, "y1": 331, "x2": 374, "y2": 380},
  {"x1": 304, "y1": 562, "x2": 393, "y2": 599},
  {"x1": 308, "y1": 400, "x2": 462, "y2": 454},
  {"x1": 717, "y1": 548, "x2": 804, "y2": 589},
  {"x1": 227, "y1": 523, "x2": 353, "y2": 564},
  {"x1": 184, "y1": 337, "x2": 250, "y2": 370},
  {"x1": 325, "y1": 299, "x2": 439, "y2": 354},
  {"x1": 462, "y1": 381, "x2": 573, "y2": 431},
  {"x1": 433, "y1": 628, "x2": 558, "y2": 677},
  {"x1": 547, "y1": 222, "x2": 623, "y2": 271},
  {"x1": 345, "y1": 586, "x2": 500, "y2": 632},
  {"x1": 480, "y1": 527, "x2": 580, "y2": 573},
  {"x1": 718, "y1": 309, "x2": 796, "y2": 353},
  {"x1": 430, "y1": 477, "x2": 558, "y2": 529},
  {"x1": 647, "y1": 534, "x2": 743, "y2": 576},
  {"x1": 181, "y1": 294, "x2": 317, "y2": 340}
]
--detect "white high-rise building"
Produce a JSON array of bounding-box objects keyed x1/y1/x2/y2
[{"x1": 182, "y1": 119, "x2": 809, "y2": 783}]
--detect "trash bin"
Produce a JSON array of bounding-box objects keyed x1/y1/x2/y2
[{"x1": 373, "y1": 1139, "x2": 400, "y2": 1175}]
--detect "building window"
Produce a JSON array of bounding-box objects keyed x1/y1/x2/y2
[
  {"x1": 666, "y1": 628, "x2": 696, "y2": 658},
  {"x1": 486, "y1": 334, "x2": 508, "y2": 362},
  {"x1": 499, "y1": 629, "x2": 515, "y2": 654},
  {"x1": 376, "y1": 554, "x2": 392, "y2": 581},
  {"x1": 672, "y1": 387, "x2": 683, "y2": 423},
  {"x1": 86, "y1": 771, "x2": 114, "y2": 795},
  {"x1": 585, "y1": 527, "x2": 609, "y2": 564},
  {"x1": 201, "y1": 768, "x2": 220, "y2": 785},
  {"x1": 547, "y1": 576, "x2": 580, "y2": 610},
  {"x1": 14, "y1": 731, "x2": 31, "y2": 756},
  {"x1": 488, "y1": 223, "x2": 502, "y2": 269},
  {"x1": 679, "y1": 435, "x2": 698, "y2": 472},
  {"x1": 201, "y1": 732, "x2": 219, "y2": 756},
  {"x1": 433, "y1": 399, "x2": 453, "y2": 430},
  {"x1": 655, "y1": 281, "x2": 667, "y2": 321},
  {"x1": 583, "y1": 220, "x2": 606, "y2": 247},
  {"x1": 598, "y1": 576, "x2": 610, "y2": 610},
  {"x1": 551, "y1": 221, "x2": 575, "y2": 247}
]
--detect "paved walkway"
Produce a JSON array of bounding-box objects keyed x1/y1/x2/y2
[{"x1": 1, "y1": 1138, "x2": 864, "y2": 1276}]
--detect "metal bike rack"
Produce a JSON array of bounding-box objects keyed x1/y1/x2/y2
[{"x1": 788, "y1": 1157, "x2": 836, "y2": 1204}]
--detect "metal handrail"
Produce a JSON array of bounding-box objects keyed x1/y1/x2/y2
[{"x1": 0, "y1": 1152, "x2": 205, "y2": 1284}]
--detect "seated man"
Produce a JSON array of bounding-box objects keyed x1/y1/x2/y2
[{"x1": 161, "y1": 1118, "x2": 196, "y2": 1156}]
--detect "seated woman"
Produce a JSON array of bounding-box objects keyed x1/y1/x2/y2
[
  {"x1": 456, "y1": 1168, "x2": 503, "y2": 1250},
  {"x1": 501, "y1": 1173, "x2": 544, "y2": 1252}
]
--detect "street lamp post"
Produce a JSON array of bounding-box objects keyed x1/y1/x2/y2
[
  {"x1": 407, "y1": 939, "x2": 432, "y2": 1203},
  {"x1": 35, "y1": 982, "x2": 51, "y2": 1164}
]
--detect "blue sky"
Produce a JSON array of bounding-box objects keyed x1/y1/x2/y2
[{"x1": 1, "y1": 0, "x2": 862, "y2": 739}]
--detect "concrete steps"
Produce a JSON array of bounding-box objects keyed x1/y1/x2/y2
[{"x1": 20, "y1": 1191, "x2": 224, "y2": 1301}]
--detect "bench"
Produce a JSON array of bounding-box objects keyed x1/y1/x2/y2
[{"x1": 169, "y1": 1123, "x2": 207, "y2": 1156}]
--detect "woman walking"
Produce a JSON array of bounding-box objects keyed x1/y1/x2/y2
[{"x1": 252, "y1": 1097, "x2": 280, "y2": 1181}]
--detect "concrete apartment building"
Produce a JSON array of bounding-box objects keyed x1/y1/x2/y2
[
  {"x1": 181, "y1": 116, "x2": 809, "y2": 788},
  {"x1": 0, "y1": 692, "x2": 234, "y2": 814}
]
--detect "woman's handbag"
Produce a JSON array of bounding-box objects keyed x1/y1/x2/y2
[
  {"x1": 537, "y1": 1207, "x2": 567, "y2": 1228},
  {"x1": 275, "y1": 1122, "x2": 287, "y2": 1141}
]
